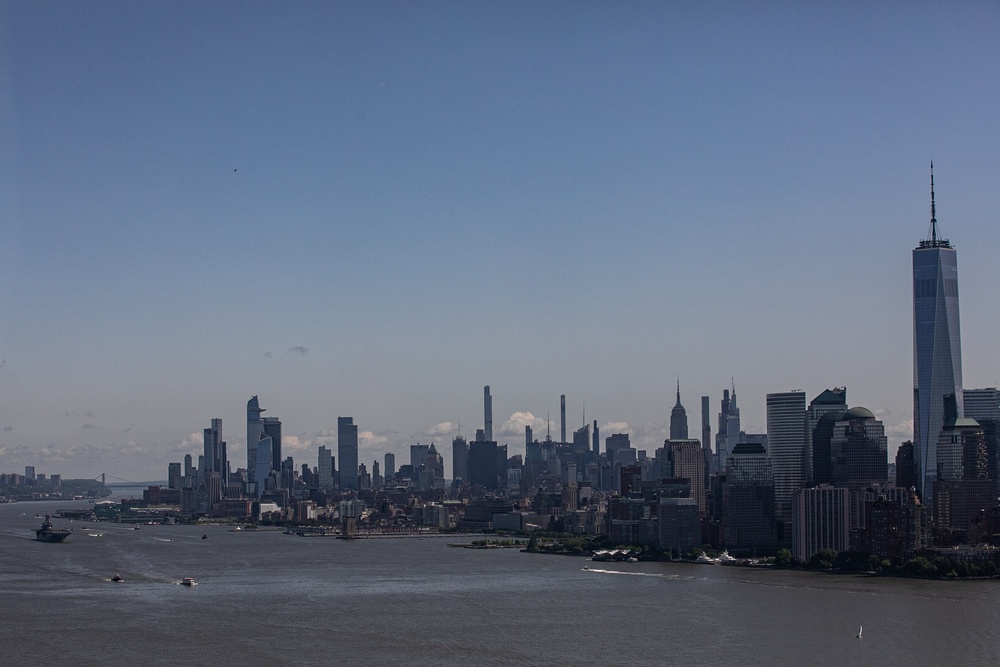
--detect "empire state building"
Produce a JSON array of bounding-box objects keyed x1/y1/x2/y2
[{"x1": 913, "y1": 163, "x2": 964, "y2": 506}]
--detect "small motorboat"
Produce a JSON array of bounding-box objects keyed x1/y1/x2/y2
[
  {"x1": 201, "y1": 534, "x2": 208, "y2": 540},
  {"x1": 111, "y1": 574, "x2": 124, "y2": 583},
  {"x1": 180, "y1": 577, "x2": 198, "y2": 586},
  {"x1": 133, "y1": 526, "x2": 141, "y2": 531}
]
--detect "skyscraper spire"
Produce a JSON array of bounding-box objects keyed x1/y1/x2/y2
[
  {"x1": 670, "y1": 380, "x2": 688, "y2": 440},
  {"x1": 922, "y1": 161, "x2": 950, "y2": 248},
  {"x1": 930, "y1": 160, "x2": 938, "y2": 243}
]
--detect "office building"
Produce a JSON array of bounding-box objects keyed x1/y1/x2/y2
[
  {"x1": 964, "y1": 388, "x2": 1000, "y2": 482},
  {"x1": 168, "y1": 462, "x2": 182, "y2": 490},
  {"x1": 246, "y1": 396, "x2": 265, "y2": 489},
  {"x1": 806, "y1": 388, "x2": 847, "y2": 486},
  {"x1": 384, "y1": 452, "x2": 396, "y2": 484},
  {"x1": 767, "y1": 391, "x2": 806, "y2": 541},
  {"x1": 830, "y1": 407, "x2": 888, "y2": 492},
  {"x1": 658, "y1": 497, "x2": 700, "y2": 555},
  {"x1": 318, "y1": 446, "x2": 334, "y2": 491},
  {"x1": 203, "y1": 418, "x2": 223, "y2": 480},
  {"x1": 469, "y1": 438, "x2": 500, "y2": 490},
  {"x1": 666, "y1": 439, "x2": 706, "y2": 515},
  {"x1": 338, "y1": 417, "x2": 359, "y2": 491},
  {"x1": 933, "y1": 417, "x2": 993, "y2": 538},
  {"x1": 670, "y1": 381, "x2": 689, "y2": 440},
  {"x1": 701, "y1": 395, "x2": 711, "y2": 467},
  {"x1": 452, "y1": 436, "x2": 469, "y2": 483},
  {"x1": 792, "y1": 485, "x2": 850, "y2": 562},
  {"x1": 262, "y1": 416, "x2": 282, "y2": 479},
  {"x1": 592, "y1": 420, "x2": 599, "y2": 458},
  {"x1": 717, "y1": 384, "x2": 741, "y2": 470},
  {"x1": 724, "y1": 443, "x2": 777, "y2": 555},
  {"x1": 895, "y1": 441, "x2": 916, "y2": 490},
  {"x1": 913, "y1": 165, "x2": 964, "y2": 506}
]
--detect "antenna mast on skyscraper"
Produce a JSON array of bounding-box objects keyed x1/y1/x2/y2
[
  {"x1": 921, "y1": 161, "x2": 950, "y2": 248},
  {"x1": 930, "y1": 160, "x2": 938, "y2": 243}
]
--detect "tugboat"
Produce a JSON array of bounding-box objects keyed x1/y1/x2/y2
[{"x1": 35, "y1": 515, "x2": 72, "y2": 543}]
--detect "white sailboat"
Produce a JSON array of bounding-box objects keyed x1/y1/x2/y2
[{"x1": 857, "y1": 624, "x2": 863, "y2": 639}]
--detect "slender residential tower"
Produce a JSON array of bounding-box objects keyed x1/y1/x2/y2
[
  {"x1": 484, "y1": 386, "x2": 493, "y2": 442},
  {"x1": 560, "y1": 395, "x2": 566, "y2": 443},
  {"x1": 913, "y1": 163, "x2": 964, "y2": 507}
]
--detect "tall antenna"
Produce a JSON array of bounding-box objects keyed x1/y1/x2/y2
[
  {"x1": 546, "y1": 410, "x2": 551, "y2": 439},
  {"x1": 930, "y1": 160, "x2": 938, "y2": 243}
]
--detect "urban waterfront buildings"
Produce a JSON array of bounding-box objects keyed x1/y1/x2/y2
[{"x1": 913, "y1": 164, "x2": 964, "y2": 506}]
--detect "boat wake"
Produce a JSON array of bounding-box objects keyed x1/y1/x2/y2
[
  {"x1": 583, "y1": 567, "x2": 690, "y2": 579},
  {"x1": 153, "y1": 538, "x2": 173, "y2": 542}
]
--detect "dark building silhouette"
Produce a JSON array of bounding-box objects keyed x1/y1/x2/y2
[
  {"x1": 263, "y1": 416, "x2": 282, "y2": 482},
  {"x1": 452, "y1": 435, "x2": 469, "y2": 483},
  {"x1": 723, "y1": 443, "x2": 776, "y2": 556},
  {"x1": 670, "y1": 381, "x2": 689, "y2": 440},
  {"x1": 932, "y1": 417, "x2": 994, "y2": 540},
  {"x1": 468, "y1": 438, "x2": 500, "y2": 490},
  {"x1": 338, "y1": 417, "x2": 359, "y2": 491},
  {"x1": 830, "y1": 407, "x2": 888, "y2": 492},
  {"x1": 861, "y1": 489, "x2": 928, "y2": 560},
  {"x1": 806, "y1": 387, "x2": 847, "y2": 486},
  {"x1": 895, "y1": 441, "x2": 916, "y2": 490}
]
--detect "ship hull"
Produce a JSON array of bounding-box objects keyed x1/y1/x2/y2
[{"x1": 36, "y1": 530, "x2": 71, "y2": 542}]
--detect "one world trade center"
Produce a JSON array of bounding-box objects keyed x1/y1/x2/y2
[{"x1": 913, "y1": 163, "x2": 963, "y2": 507}]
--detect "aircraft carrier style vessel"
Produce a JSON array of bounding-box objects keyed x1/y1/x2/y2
[{"x1": 35, "y1": 515, "x2": 72, "y2": 542}]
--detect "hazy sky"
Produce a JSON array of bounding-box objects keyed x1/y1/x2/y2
[{"x1": 3, "y1": 2, "x2": 999, "y2": 481}]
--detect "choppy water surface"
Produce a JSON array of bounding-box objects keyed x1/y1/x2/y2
[{"x1": 2, "y1": 500, "x2": 998, "y2": 666}]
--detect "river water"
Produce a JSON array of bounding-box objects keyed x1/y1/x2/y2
[{"x1": 2, "y1": 499, "x2": 998, "y2": 666}]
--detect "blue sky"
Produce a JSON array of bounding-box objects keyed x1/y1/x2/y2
[{"x1": 2, "y1": 2, "x2": 999, "y2": 480}]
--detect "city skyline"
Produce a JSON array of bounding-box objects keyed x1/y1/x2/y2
[{"x1": 3, "y1": 4, "x2": 1000, "y2": 479}]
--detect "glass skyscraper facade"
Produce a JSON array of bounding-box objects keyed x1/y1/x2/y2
[
  {"x1": 338, "y1": 416, "x2": 359, "y2": 491},
  {"x1": 913, "y1": 167, "x2": 963, "y2": 506}
]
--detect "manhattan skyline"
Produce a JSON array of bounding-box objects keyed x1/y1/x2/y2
[{"x1": 2, "y1": 3, "x2": 1000, "y2": 480}]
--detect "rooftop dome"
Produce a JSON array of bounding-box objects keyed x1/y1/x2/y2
[{"x1": 843, "y1": 406, "x2": 875, "y2": 420}]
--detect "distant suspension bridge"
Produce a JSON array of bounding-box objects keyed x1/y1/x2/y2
[{"x1": 93, "y1": 473, "x2": 163, "y2": 489}]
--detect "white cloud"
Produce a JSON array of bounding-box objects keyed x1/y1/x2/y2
[
  {"x1": 600, "y1": 421, "x2": 630, "y2": 434},
  {"x1": 424, "y1": 422, "x2": 456, "y2": 438},
  {"x1": 497, "y1": 411, "x2": 549, "y2": 440},
  {"x1": 281, "y1": 435, "x2": 310, "y2": 451},
  {"x1": 359, "y1": 430, "x2": 390, "y2": 448},
  {"x1": 886, "y1": 419, "x2": 914, "y2": 442}
]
